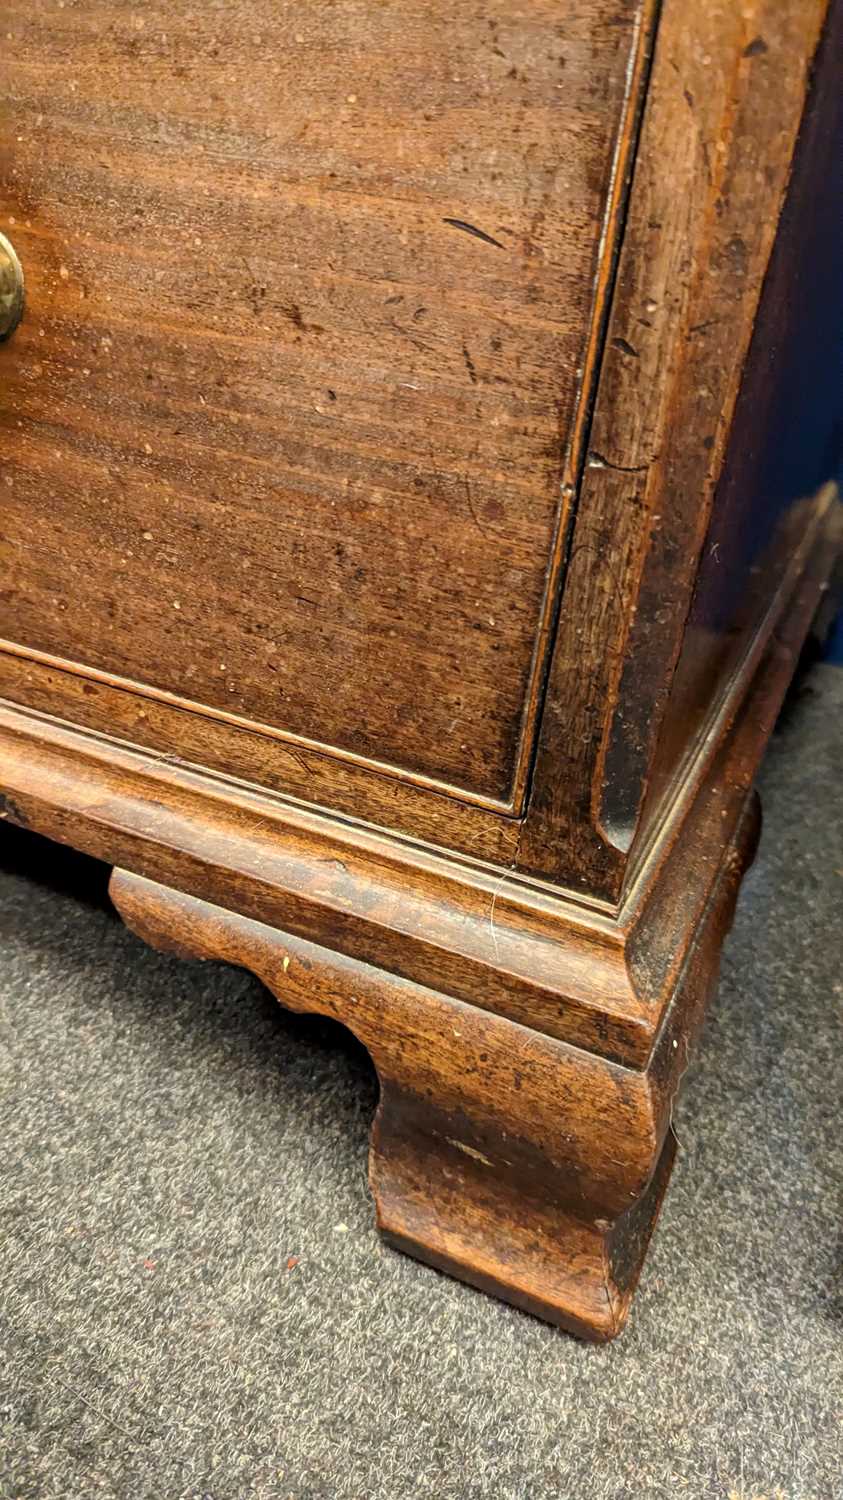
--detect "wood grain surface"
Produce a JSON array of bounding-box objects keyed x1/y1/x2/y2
[
  {"x1": 520, "y1": 0, "x2": 831, "y2": 900},
  {"x1": 103, "y1": 770, "x2": 756, "y2": 1338},
  {"x1": 643, "y1": 0, "x2": 843, "y2": 831},
  {"x1": 106, "y1": 777, "x2": 753, "y2": 1341},
  {"x1": 0, "y1": 506, "x2": 823, "y2": 1333},
  {"x1": 0, "y1": 0, "x2": 649, "y2": 808},
  {"x1": 0, "y1": 0, "x2": 840, "y2": 1339},
  {"x1": 0, "y1": 500, "x2": 830, "y2": 1073},
  {"x1": 0, "y1": 0, "x2": 837, "y2": 890}
]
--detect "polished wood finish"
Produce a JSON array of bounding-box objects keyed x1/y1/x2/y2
[
  {"x1": 108, "y1": 778, "x2": 755, "y2": 1340},
  {"x1": 521, "y1": 0, "x2": 831, "y2": 901},
  {"x1": 1, "y1": 0, "x2": 841, "y2": 1337},
  {"x1": 644, "y1": 0, "x2": 843, "y2": 829},
  {"x1": 0, "y1": 527, "x2": 832, "y2": 1066},
  {"x1": 0, "y1": 0, "x2": 654, "y2": 816},
  {"x1": 107, "y1": 872, "x2": 681, "y2": 1341},
  {"x1": 0, "y1": 518, "x2": 831, "y2": 1335}
]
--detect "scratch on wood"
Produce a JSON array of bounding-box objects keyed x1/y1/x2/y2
[
  {"x1": 280, "y1": 302, "x2": 324, "y2": 335},
  {"x1": 390, "y1": 318, "x2": 436, "y2": 356},
  {"x1": 587, "y1": 450, "x2": 651, "y2": 475},
  {"x1": 446, "y1": 1137, "x2": 495, "y2": 1168},
  {"x1": 487, "y1": 865, "x2": 512, "y2": 965},
  {"x1": 443, "y1": 219, "x2": 506, "y2": 250},
  {"x1": 463, "y1": 475, "x2": 493, "y2": 539}
]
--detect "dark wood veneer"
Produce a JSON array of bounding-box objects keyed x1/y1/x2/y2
[
  {"x1": 1, "y1": 0, "x2": 840, "y2": 1337},
  {"x1": 0, "y1": 0, "x2": 654, "y2": 810}
]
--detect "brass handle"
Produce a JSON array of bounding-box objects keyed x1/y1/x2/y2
[{"x1": 0, "y1": 232, "x2": 24, "y2": 341}]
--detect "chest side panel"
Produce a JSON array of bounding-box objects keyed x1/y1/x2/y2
[{"x1": 641, "y1": 0, "x2": 843, "y2": 829}]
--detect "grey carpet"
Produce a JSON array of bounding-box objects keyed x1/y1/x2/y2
[{"x1": 0, "y1": 664, "x2": 841, "y2": 1500}]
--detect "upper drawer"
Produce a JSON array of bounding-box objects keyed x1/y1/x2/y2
[{"x1": 0, "y1": 0, "x2": 650, "y2": 811}]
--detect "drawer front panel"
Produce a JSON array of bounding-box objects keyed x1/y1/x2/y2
[{"x1": 1, "y1": 0, "x2": 648, "y2": 808}]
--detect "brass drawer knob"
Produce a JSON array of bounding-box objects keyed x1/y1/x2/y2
[{"x1": 0, "y1": 232, "x2": 24, "y2": 340}]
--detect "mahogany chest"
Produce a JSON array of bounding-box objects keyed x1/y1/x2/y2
[{"x1": 1, "y1": 0, "x2": 840, "y2": 1337}]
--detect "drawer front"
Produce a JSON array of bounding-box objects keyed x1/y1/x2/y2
[{"x1": 0, "y1": 0, "x2": 650, "y2": 813}]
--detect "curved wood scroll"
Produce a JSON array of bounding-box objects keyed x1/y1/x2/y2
[{"x1": 109, "y1": 790, "x2": 757, "y2": 1341}]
